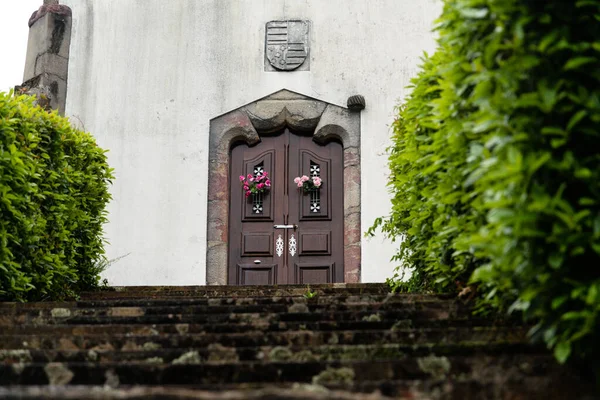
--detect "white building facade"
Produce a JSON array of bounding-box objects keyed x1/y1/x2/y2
[{"x1": 58, "y1": 0, "x2": 441, "y2": 286}]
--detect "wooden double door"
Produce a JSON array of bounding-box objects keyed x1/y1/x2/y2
[{"x1": 228, "y1": 129, "x2": 344, "y2": 285}]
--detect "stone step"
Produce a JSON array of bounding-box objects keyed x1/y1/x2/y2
[
  {"x1": 73, "y1": 294, "x2": 451, "y2": 308},
  {"x1": 1, "y1": 376, "x2": 590, "y2": 400},
  {"x1": 0, "y1": 319, "x2": 524, "y2": 336},
  {"x1": 0, "y1": 355, "x2": 565, "y2": 386},
  {"x1": 0, "y1": 343, "x2": 544, "y2": 365},
  {"x1": 78, "y1": 284, "x2": 391, "y2": 300},
  {"x1": 0, "y1": 310, "x2": 474, "y2": 327},
  {"x1": 0, "y1": 295, "x2": 461, "y2": 311},
  {"x1": 84, "y1": 283, "x2": 389, "y2": 292},
  {"x1": 0, "y1": 301, "x2": 470, "y2": 320},
  {"x1": 0, "y1": 327, "x2": 529, "y2": 351},
  {"x1": 1, "y1": 309, "x2": 482, "y2": 327}
]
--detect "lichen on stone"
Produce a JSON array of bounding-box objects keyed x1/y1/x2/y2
[
  {"x1": 288, "y1": 303, "x2": 309, "y2": 313},
  {"x1": 50, "y1": 308, "x2": 71, "y2": 318},
  {"x1": 291, "y1": 383, "x2": 330, "y2": 394},
  {"x1": 312, "y1": 367, "x2": 355, "y2": 385},
  {"x1": 12, "y1": 363, "x2": 26, "y2": 375},
  {"x1": 172, "y1": 351, "x2": 202, "y2": 365},
  {"x1": 292, "y1": 350, "x2": 318, "y2": 362},
  {"x1": 391, "y1": 319, "x2": 413, "y2": 330},
  {"x1": 142, "y1": 342, "x2": 162, "y2": 351},
  {"x1": 144, "y1": 357, "x2": 164, "y2": 364},
  {"x1": 361, "y1": 314, "x2": 381, "y2": 322},
  {"x1": 86, "y1": 350, "x2": 98, "y2": 362},
  {"x1": 0, "y1": 350, "x2": 32, "y2": 363},
  {"x1": 175, "y1": 324, "x2": 189, "y2": 335},
  {"x1": 268, "y1": 346, "x2": 293, "y2": 361},
  {"x1": 417, "y1": 355, "x2": 451, "y2": 380},
  {"x1": 327, "y1": 333, "x2": 339, "y2": 345},
  {"x1": 104, "y1": 369, "x2": 120, "y2": 388},
  {"x1": 371, "y1": 345, "x2": 405, "y2": 360},
  {"x1": 44, "y1": 362, "x2": 74, "y2": 385},
  {"x1": 207, "y1": 344, "x2": 238, "y2": 363},
  {"x1": 325, "y1": 345, "x2": 369, "y2": 362}
]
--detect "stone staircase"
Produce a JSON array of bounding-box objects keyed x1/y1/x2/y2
[{"x1": 0, "y1": 284, "x2": 595, "y2": 399}]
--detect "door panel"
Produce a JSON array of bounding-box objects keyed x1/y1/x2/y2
[
  {"x1": 299, "y1": 231, "x2": 331, "y2": 256},
  {"x1": 294, "y1": 263, "x2": 335, "y2": 284},
  {"x1": 228, "y1": 129, "x2": 343, "y2": 285},
  {"x1": 236, "y1": 263, "x2": 277, "y2": 285},
  {"x1": 241, "y1": 232, "x2": 274, "y2": 257}
]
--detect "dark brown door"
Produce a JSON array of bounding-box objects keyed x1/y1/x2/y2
[{"x1": 228, "y1": 129, "x2": 344, "y2": 285}]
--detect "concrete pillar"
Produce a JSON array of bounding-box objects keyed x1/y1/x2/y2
[{"x1": 17, "y1": 1, "x2": 72, "y2": 115}]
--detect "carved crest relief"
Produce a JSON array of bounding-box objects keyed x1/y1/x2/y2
[{"x1": 265, "y1": 20, "x2": 309, "y2": 71}]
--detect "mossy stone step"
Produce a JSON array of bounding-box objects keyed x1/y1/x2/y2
[
  {"x1": 85, "y1": 283, "x2": 388, "y2": 293},
  {"x1": 0, "y1": 295, "x2": 463, "y2": 313},
  {"x1": 0, "y1": 343, "x2": 545, "y2": 365},
  {"x1": 0, "y1": 354, "x2": 565, "y2": 386},
  {"x1": 72, "y1": 294, "x2": 454, "y2": 308},
  {"x1": 0, "y1": 318, "x2": 525, "y2": 336},
  {"x1": 0, "y1": 301, "x2": 470, "y2": 321},
  {"x1": 2, "y1": 309, "x2": 476, "y2": 328},
  {"x1": 79, "y1": 284, "x2": 391, "y2": 300},
  {"x1": 1, "y1": 373, "x2": 593, "y2": 400},
  {"x1": 0, "y1": 327, "x2": 529, "y2": 351}
]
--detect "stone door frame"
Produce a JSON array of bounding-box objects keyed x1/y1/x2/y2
[{"x1": 207, "y1": 89, "x2": 361, "y2": 285}]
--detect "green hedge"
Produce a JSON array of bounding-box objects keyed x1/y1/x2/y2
[
  {"x1": 370, "y1": 0, "x2": 600, "y2": 366},
  {"x1": 0, "y1": 92, "x2": 113, "y2": 301}
]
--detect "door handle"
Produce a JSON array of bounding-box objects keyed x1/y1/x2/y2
[{"x1": 273, "y1": 224, "x2": 297, "y2": 230}]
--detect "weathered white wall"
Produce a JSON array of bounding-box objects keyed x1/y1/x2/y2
[{"x1": 61, "y1": 0, "x2": 441, "y2": 285}]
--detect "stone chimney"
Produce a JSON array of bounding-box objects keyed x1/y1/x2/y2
[{"x1": 16, "y1": 0, "x2": 72, "y2": 115}]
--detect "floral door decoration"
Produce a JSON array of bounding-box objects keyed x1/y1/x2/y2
[
  {"x1": 239, "y1": 170, "x2": 271, "y2": 198},
  {"x1": 293, "y1": 175, "x2": 322, "y2": 193},
  {"x1": 240, "y1": 167, "x2": 271, "y2": 214}
]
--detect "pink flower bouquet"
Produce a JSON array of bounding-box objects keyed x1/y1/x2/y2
[
  {"x1": 239, "y1": 171, "x2": 271, "y2": 198},
  {"x1": 293, "y1": 175, "x2": 323, "y2": 193}
]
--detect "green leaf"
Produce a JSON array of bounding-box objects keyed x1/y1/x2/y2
[
  {"x1": 554, "y1": 341, "x2": 571, "y2": 364},
  {"x1": 548, "y1": 253, "x2": 563, "y2": 269},
  {"x1": 541, "y1": 127, "x2": 566, "y2": 136},
  {"x1": 551, "y1": 138, "x2": 567, "y2": 148},
  {"x1": 579, "y1": 198, "x2": 596, "y2": 206},
  {"x1": 567, "y1": 110, "x2": 587, "y2": 131},
  {"x1": 538, "y1": 82, "x2": 559, "y2": 112},
  {"x1": 459, "y1": 8, "x2": 489, "y2": 19},
  {"x1": 594, "y1": 216, "x2": 600, "y2": 236},
  {"x1": 551, "y1": 296, "x2": 567, "y2": 310},
  {"x1": 528, "y1": 152, "x2": 551, "y2": 174},
  {"x1": 576, "y1": 1, "x2": 598, "y2": 8},
  {"x1": 564, "y1": 57, "x2": 597, "y2": 70},
  {"x1": 586, "y1": 284, "x2": 599, "y2": 305}
]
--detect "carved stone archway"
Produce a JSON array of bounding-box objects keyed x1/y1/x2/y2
[{"x1": 207, "y1": 89, "x2": 361, "y2": 285}]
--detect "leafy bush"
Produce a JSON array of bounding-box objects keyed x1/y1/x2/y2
[
  {"x1": 370, "y1": 0, "x2": 600, "y2": 366},
  {"x1": 0, "y1": 92, "x2": 113, "y2": 301}
]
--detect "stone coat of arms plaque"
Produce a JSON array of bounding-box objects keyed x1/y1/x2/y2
[{"x1": 265, "y1": 20, "x2": 309, "y2": 71}]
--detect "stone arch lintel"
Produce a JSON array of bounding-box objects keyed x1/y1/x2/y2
[
  {"x1": 314, "y1": 104, "x2": 360, "y2": 149},
  {"x1": 210, "y1": 109, "x2": 259, "y2": 158}
]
